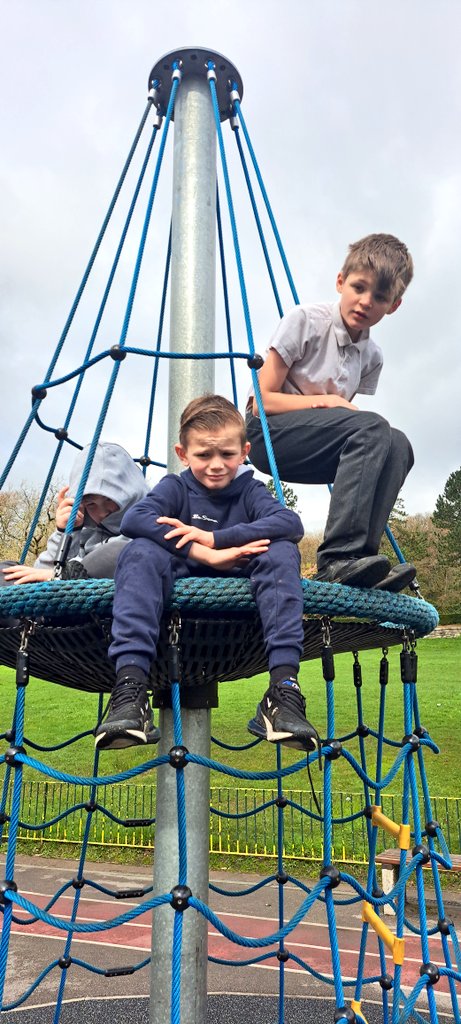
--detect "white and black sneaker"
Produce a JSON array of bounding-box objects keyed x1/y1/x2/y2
[
  {"x1": 248, "y1": 680, "x2": 320, "y2": 753},
  {"x1": 95, "y1": 675, "x2": 160, "y2": 750}
]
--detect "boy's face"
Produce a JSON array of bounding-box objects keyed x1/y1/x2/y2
[
  {"x1": 82, "y1": 494, "x2": 119, "y2": 524},
  {"x1": 175, "y1": 424, "x2": 250, "y2": 490},
  {"x1": 336, "y1": 269, "x2": 401, "y2": 342}
]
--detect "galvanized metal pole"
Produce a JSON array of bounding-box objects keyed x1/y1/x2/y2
[{"x1": 150, "y1": 65, "x2": 216, "y2": 1024}]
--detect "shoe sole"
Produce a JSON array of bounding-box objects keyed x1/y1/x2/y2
[
  {"x1": 248, "y1": 715, "x2": 318, "y2": 753},
  {"x1": 95, "y1": 725, "x2": 161, "y2": 750},
  {"x1": 327, "y1": 563, "x2": 390, "y2": 588},
  {"x1": 374, "y1": 566, "x2": 417, "y2": 593}
]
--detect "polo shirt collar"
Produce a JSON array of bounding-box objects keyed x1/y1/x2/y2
[{"x1": 333, "y1": 300, "x2": 370, "y2": 349}]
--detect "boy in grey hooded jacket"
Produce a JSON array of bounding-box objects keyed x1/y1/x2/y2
[{"x1": 1, "y1": 443, "x2": 149, "y2": 584}]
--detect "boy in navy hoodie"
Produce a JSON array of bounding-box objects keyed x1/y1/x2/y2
[{"x1": 96, "y1": 395, "x2": 318, "y2": 756}]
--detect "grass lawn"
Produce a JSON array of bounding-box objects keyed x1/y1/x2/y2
[{"x1": 1, "y1": 637, "x2": 459, "y2": 798}]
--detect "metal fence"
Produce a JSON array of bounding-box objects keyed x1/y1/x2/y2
[{"x1": 2, "y1": 778, "x2": 461, "y2": 864}]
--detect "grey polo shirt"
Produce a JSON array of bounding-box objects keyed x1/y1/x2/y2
[{"x1": 263, "y1": 301, "x2": 383, "y2": 402}]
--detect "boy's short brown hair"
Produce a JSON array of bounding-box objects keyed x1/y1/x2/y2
[
  {"x1": 179, "y1": 394, "x2": 247, "y2": 447},
  {"x1": 342, "y1": 233, "x2": 414, "y2": 301}
]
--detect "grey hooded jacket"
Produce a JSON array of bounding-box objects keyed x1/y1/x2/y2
[{"x1": 35, "y1": 443, "x2": 149, "y2": 575}]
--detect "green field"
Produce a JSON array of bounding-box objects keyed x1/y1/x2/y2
[{"x1": 1, "y1": 637, "x2": 459, "y2": 796}]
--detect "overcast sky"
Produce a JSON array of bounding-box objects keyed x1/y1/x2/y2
[{"x1": 2, "y1": 0, "x2": 460, "y2": 531}]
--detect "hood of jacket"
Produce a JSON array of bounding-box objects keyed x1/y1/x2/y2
[{"x1": 68, "y1": 443, "x2": 149, "y2": 534}]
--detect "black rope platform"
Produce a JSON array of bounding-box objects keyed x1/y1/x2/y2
[{"x1": 0, "y1": 577, "x2": 438, "y2": 693}]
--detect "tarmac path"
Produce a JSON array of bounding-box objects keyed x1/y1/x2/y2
[{"x1": 1, "y1": 855, "x2": 459, "y2": 1019}]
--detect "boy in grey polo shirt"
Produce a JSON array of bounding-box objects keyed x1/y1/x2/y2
[{"x1": 246, "y1": 233, "x2": 416, "y2": 591}]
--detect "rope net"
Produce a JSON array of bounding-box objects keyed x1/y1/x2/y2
[
  {"x1": 0, "y1": 47, "x2": 457, "y2": 1023},
  {"x1": 1, "y1": 631, "x2": 460, "y2": 1022}
]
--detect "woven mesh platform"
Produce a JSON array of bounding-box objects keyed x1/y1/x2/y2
[{"x1": 0, "y1": 577, "x2": 438, "y2": 693}]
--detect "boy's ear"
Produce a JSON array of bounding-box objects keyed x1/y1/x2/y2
[
  {"x1": 174, "y1": 443, "x2": 189, "y2": 467},
  {"x1": 387, "y1": 298, "x2": 402, "y2": 316},
  {"x1": 241, "y1": 441, "x2": 251, "y2": 462},
  {"x1": 336, "y1": 272, "x2": 344, "y2": 294}
]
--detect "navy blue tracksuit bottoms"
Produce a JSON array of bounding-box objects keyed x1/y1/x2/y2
[{"x1": 109, "y1": 537, "x2": 304, "y2": 677}]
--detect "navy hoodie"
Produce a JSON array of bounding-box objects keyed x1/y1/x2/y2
[{"x1": 121, "y1": 467, "x2": 304, "y2": 563}]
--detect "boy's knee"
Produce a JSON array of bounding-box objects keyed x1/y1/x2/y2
[
  {"x1": 117, "y1": 537, "x2": 168, "y2": 572},
  {"x1": 390, "y1": 428, "x2": 414, "y2": 471},
  {"x1": 357, "y1": 411, "x2": 393, "y2": 451},
  {"x1": 251, "y1": 540, "x2": 301, "y2": 575}
]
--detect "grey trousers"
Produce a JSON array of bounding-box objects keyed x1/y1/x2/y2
[
  {"x1": 0, "y1": 537, "x2": 130, "y2": 584},
  {"x1": 246, "y1": 407, "x2": 414, "y2": 569}
]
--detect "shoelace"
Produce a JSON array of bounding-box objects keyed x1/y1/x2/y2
[
  {"x1": 271, "y1": 683, "x2": 322, "y2": 814},
  {"x1": 101, "y1": 679, "x2": 147, "y2": 721}
]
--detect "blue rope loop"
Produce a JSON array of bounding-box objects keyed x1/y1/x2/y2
[{"x1": 0, "y1": 575, "x2": 438, "y2": 633}]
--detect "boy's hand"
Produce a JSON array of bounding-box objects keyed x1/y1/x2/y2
[
  {"x1": 309, "y1": 395, "x2": 358, "y2": 410},
  {"x1": 191, "y1": 537, "x2": 270, "y2": 570},
  {"x1": 55, "y1": 486, "x2": 85, "y2": 531},
  {"x1": 1, "y1": 565, "x2": 54, "y2": 585},
  {"x1": 157, "y1": 516, "x2": 215, "y2": 549}
]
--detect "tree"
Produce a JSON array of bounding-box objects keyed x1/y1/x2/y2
[
  {"x1": 266, "y1": 478, "x2": 299, "y2": 512},
  {"x1": 433, "y1": 467, "x2": 461, "y2": 567},
  {"x1": 0, "y1": 483, "x2": 59, "y2": 562}
]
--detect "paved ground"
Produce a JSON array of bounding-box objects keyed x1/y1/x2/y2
[{"x1": 1, "y1": 855, "x2": 460, "y2": 1021}]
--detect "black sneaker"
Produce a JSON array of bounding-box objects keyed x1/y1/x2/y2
[
  {"x1": 373, "y1": 563, "x2": 417, "y2": 593},
  {"x1": 314, "y1": 555, "x2": 390, "y2": 588},
  {"x1": 95, "y1": 675, "x2": 160, "y2": 750},
  {"x1": 248, "y1": 681, "x2": 320, "y2": 753},
  {"x1": 60, "y1": 560, "x2": 90, "y2": 580}
]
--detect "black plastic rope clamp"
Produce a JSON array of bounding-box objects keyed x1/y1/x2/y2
[
  {"x1": 170, "y1": 884, "x2": 191, "y2": 911},
  {"x1": 400, "y1": 647, "x2": 418, "y2": 684},
  {"x1": 54, "y1": 428, "x2": 68, "y2": 441},
  {"x1": 116, "y1": 887, "x2": 147, "y2": 900},
  {"x1": 325, "y1": 739, "x2": 342, "y2": 760},
  {"x1": 105, "y1": 965, "x2": 135, "y2": 977},
  {"x1": 110, "y1": 344, "x2": 127, "y2": 361},
  {"x1": 320, "y1": 865, "x2": 341, "y2": 888},
  {"x1": 322, "y1": 644, "x2": 335, "y2": 681},
  {"x1": 0, "y1": 880, "x2": 17, "y2": 904},
  {"x1": 277, "y1": 949, "x2": 289, "y2": 962},
  {"x1": 419, "y1": 962, "x2": 440, "y2": 985},
  {"x1": 425, "y1": 820, "x2": 440, "y2": 837},
  {"x1": 4, "y1": 746, "x2": 26, "y2": 766},
  {"x1": 412, "y1": 843, "x2": 430, "y2": 864},
  {"x1": 168, "y1": 643, "x2": 181, "y2": 684},
  {"x1": 353, "y1": 653, "x2": 362, "y2": 688},
  {"x1": 438, "y1": 917, "x2": 453, "y2": 935},
  {"x1": 16, "y1": 649, "x2": 29, "y2": 688},
  {"x1": 276, "y1": 871, "x2": 288, "y2": 885},
  {"x1": 379, "y1": 973, "x2": 393, "y2": 990},
  {"x1": 247, "y1": 354, "x2": 264, "y2": 369},
  {"x1": 58, "y1": 956, "x2": 72, "y2": 970},
  {"x1": 169, "y1": 745, "x2": 188, "y2": 769},
  {"x1": 72, "y1": 876, "x2": 85, "y2": 889},
  {"x1": 402, "y1": 734, "x2": 420, "y2": 752},
  {"x1": 379, "y1": 654, "x2": 389, "y2": 686},
  {"x1": 31, "y1": 385, "x2": 47, "y2": 401},
  {"x1": 334, "y1": 1008, "x2": 356, "y2": 1023}
]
